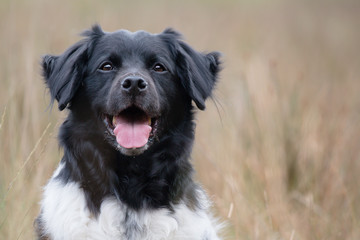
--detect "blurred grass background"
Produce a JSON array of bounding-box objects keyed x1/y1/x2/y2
[{"x1": 1, "y1": 0, "x2": 360, "y2": 239}]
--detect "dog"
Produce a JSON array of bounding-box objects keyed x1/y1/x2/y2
[{"x1": 36, "y1": 25, "x2": 222, "y2": 240}]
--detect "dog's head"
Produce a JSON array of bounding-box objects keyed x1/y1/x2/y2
[{"x1": 42, "y1": 25, "x2": 221, "y2": 156}]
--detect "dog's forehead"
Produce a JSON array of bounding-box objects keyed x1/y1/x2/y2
[
  {"x1": 114, "y1": 29, "x2": 153, "y2": 38},
  {"x1": 90, "y1": 29, "x2": 169, "y2": 61},
  {"x1": 88, "y1": 29, "x2": 173, "y2": 67},
  {"x1": 100, "y1": 29, "x2": 161, "y2": 48}
]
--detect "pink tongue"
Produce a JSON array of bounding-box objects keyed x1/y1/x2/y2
[{"x1": 113, "y1": 116, "x2": 152, "y2": 149}]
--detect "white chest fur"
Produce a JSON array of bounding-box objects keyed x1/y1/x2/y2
[{"x1": 40, "y1": 166, "x2": 221, "y2": 240}]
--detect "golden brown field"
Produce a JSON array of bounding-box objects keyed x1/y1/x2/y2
[{"x1": 1, "y1": 0, "x2": 360, "y2": 239}]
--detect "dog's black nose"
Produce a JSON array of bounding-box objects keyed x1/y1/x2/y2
[{"x1": 121, "y1": 77, "x2": 148, "y2": 94}]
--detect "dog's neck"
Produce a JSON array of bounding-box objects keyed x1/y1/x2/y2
[{"x1": 55, "y1": 110, "x2": 199, "y2": 215}]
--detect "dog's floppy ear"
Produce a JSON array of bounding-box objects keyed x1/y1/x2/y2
[
  {"x1": 161, "y1": 29, "x2": 221, "y2": 110},
  {"x1": 42, "y1": 25, "x2": 104, "y2": 111},
  {"x1": 42, "y1": 41, "x2": 88, "y2": 111}
]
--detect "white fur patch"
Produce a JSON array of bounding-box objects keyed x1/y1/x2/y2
[{"x1": 40, "y1": 164, "x2": 221, "y2": 240}]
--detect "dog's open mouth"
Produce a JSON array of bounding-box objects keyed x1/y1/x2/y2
[{"x1": 103, "y1": 107, "x2": 158, "y2": 150}]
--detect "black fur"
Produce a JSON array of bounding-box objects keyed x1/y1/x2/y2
[{"x1": 41, "y1": 25, "x2": 221, "y2": 217}]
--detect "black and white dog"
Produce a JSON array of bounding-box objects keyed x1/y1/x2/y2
[{"x1": 36, "y1": 25, "x2": 222, "y2": 240}]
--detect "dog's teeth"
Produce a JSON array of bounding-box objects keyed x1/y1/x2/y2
[
  {"x1": 148, "y1": 118, "x2": 151, "y2": 125},
  {"x1": 112, "y1": 116, "x2": 116, "y2": 126}
]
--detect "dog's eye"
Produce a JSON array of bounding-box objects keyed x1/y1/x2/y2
[
  {"x1": 99, "y1": 62, "x2": 114, "y2": 71},
  {"x1": 153, "y1": 63, "x2": 166, "y2": 73}
]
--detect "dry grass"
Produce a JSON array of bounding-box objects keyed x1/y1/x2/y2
[{"x1": 1, "y1": 0, "x2": 360, "y2": 239}]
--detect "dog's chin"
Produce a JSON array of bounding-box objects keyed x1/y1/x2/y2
[{"x1": 117, "y1": 143, "x2": 149, "y2": 156}]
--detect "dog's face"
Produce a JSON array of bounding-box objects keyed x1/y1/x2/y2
[{"x1": 42, "y1": 25, "x2": 220, "y2": 156}]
